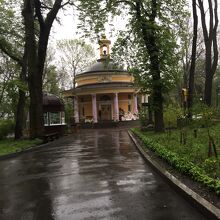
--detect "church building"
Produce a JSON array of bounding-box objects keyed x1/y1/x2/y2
[{"x1": 63, "y1": 35, "x2": 139, "y2": 124}]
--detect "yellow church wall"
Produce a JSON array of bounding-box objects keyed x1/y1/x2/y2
[
  {"x1": 83, "y1": 88, "x2": 134, "y2": 96},
  {"x1": 111, "y1": 76, "x2": 133, "y2": 82},
  {"x1": 76, "y1": 73, "x2": 134, "y2": 87},
  {"x1": 77, "y1": 78, "x2": 98, "y2": 87},
  {"x1": 64, "y1": 83, "x2": 137, "y2": 98},
  {"x1": 81, "y1": 103, "x2": 92, "y2": 117},
  {"x1": 118, "y1": 93, "x2": 132, "y2": 100},
  {"x1": 119, "y1": 102, "x2": 129, "y2": 112}
]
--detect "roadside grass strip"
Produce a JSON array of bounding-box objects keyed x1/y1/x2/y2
[
  {"x1": 0, "y1": 138, "x2": 42, "y2": 156},
  {"x1": 131, "y1": 128, "x2": 220, "y2": 195}
]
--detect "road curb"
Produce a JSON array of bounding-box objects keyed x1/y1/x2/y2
[{"x1": 128, "y1": 130, "x2": 220, "y2": 220}]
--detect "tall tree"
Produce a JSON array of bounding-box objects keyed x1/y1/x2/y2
[
  {"x1": 187, "y1": 0, "x2": 198, "y2": 118},
  {"x1": 198, "y1": 0, "x2": 219, "y2": 106},
  {"x1": 135, "y1": 0, "x2": 165, "y2": 132},
  {"x1": 22, "y1": 0, "x2": 71, "y2": 138},
  {"x1": 43, "y1": 46, "x2": 60, "y2": 95}
]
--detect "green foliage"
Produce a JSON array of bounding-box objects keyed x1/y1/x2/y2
[
  {"x1": 0, "y1": 0, "x2": 25, "y2": 119},
  {"x1": 0, "y1": 0, "x2": 24, "y2": 54},
  {"x1": 202, "y1": 157, "x2": 219, "y2": 178},
  {"x1": 64, "y1": 99, "x2": 73, "y2": 126},
  {"x1": 191, "y1": 103, "x2": 216, "y2": 128},
  {"x1": 110, "y1": 0, "x2": 189, "y2": 94},
  {"x1": 0, "y1": 119, "x2": 15, "y2": 139},
  {"x1": 56, "y1": 39, "x2": 96, "y2": 89},
  {"x1": 139, "y1": 107, "x2": 148, "y2": 127},
  {"x1": 0, "y1": 54, "x2": 23, "y2": 118},
  {"x1": 0, "y1": 138, "x2": 42, "y2": 156},
  {"x1": 164, "y1": 104, "x2": 183, "y2": 128},
  {"x1": 132, "y1": 128, "x2": 220, "y2": 194},
  {"x1": 43, "y1": 65, "x2": 60, "y2": 95}
]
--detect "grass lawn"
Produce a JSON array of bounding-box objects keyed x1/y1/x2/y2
[{"x1": 0, "y1": 138, "x2": 43, "y2": 156}]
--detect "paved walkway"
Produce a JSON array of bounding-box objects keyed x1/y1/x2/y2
[{"x1": 0, "y1": 130, "x2": 206, "y2": 220}]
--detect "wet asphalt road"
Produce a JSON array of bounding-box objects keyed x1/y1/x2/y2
[{"x1": 0, "y1": 129, "x2": 206, "y2": 220}]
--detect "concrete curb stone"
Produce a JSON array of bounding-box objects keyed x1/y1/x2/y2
[{"x1": 128, "y1": 130, "x2": 220, "y2": 220}]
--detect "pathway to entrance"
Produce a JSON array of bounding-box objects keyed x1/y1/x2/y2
[{"x1": 0, "y1": 130, "x2": 205, "y2": 219}]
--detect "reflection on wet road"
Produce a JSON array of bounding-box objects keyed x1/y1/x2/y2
[{"x1": 0, "y1": 130, "x2": 205, "y2": 220}]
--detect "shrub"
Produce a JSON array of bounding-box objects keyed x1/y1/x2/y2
[
  {"x1": 202, "y1": 157, "x2": 219, "y2": 178},
  {"x1": 164, "y1": 104, "x2": 183, "y2": 128},
  {"x1": 139, "y1": 108, "x2": 148, "y2": 127},
  {"x1": 0, "y1": 119, "x2": 15, "y2": 140},
  {"x1": 131, "y1": 128, "x2": 220, "y2": 195}
]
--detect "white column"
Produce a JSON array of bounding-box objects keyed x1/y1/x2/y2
[
  {"x1": 73, "y1": 96, "x2": 79, "y2": 123},
  {"x1": 92, "y1": 94, "x2": 98, "y2": 123},
  {"x1": 133, "y1": 94, "x2": 138, "y2": 114},
  {"x1": 114, "y1": 93, "x2": 119, "y2": 121}
]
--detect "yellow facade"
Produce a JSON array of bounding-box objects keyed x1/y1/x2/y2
[{"x1": 76, "y1": 73, "x2": 134, "y2": 87}]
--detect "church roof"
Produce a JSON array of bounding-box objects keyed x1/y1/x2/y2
[{"x1": 78, "y1": 59, "x2": 126, "y2": 75}]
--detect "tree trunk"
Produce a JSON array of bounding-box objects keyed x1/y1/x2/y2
[
  {"x1": 135, "y1": 0, "x2": 164, "y2": 132},
  {"x1": 23, "y1": 0, "x2": 44, "y2": 138},
  {"x1": 14, "y1": 45, "x2": 28, "y2": 139},
  {"x1": 198, "y1": 0, "x2": 219, "y2": 106},
  {"x1": 187, "y1": 0, "x2": 198, "y2": 118},
  {"x1": 204, "y1": 73, "x2": 213, "y2": 106},
  {"x1": 14, "y1": 89, "x2": 26, "y2": 139},
  {"x1": 22, "y1": 0, "x2": 63, "y2": 139},
  {"x1": 148, "y1": 96, "x2": 153, "y2": 124}
]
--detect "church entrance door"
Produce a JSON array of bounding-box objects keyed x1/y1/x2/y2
[{"x1": 99, "y1": 104, "x2": 112, "y2": 121}]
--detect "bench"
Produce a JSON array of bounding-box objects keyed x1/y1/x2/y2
[{"x1": 43, "y1": 132, "x2": 59, "y2": 143}]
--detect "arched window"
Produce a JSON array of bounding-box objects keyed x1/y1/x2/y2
[{"x1": 102, "y1": 45, "x2": 107, "y2": 55}]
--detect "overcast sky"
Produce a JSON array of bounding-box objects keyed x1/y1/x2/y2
[{"x1": 51, "y1": 6, "x2": 128, "y2": 58}]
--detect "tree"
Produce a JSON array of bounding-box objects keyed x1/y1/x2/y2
[
  {"x1": 22, "y1": 0, "x2": 72, "y2": 138},
  {"x1": 198, "y1": 0, "x2": 219, "y2": 106},
  {"x1": 0, "y1": 53, "x2": 18, "y2": 118},
  {"x1": 43, "y1": 46, "x2": 60, "y2": 95},
  {"x1": 187, "y1": 0, "x2": 198, "y2": 118},
  {"x1": 0, "y1": 0, "x2": 27, "y2": 139},
  {"x1": 57, "y1": 39, "x2": 95, "y2": 89},
  {"x1": 135, "y1": 0, "x2": 165, "y2": 132}
]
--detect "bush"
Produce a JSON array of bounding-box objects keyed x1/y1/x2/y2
[
  {"x1": 139, "y1": 108, "x2": 148, "y2": 127},
  {"x1": 202, "y1": 157, "x2": 219, "y2": 178},
  {"x1": 64, "y1": 100, "x2": 73, "y2": 126},
  {"x1": 131, "y1": 128, "x2": 220, "y2": 195},
  {"x1": 0, "y1": 119, "x2": 15, "y2": 140},
  {"x1": 164, "y1": 104, "x2": 183, "y2": 128}
]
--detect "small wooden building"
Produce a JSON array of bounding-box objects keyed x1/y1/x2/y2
[{"x1": 43, "y1": 93, "x2": 66, "y2": 135}]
